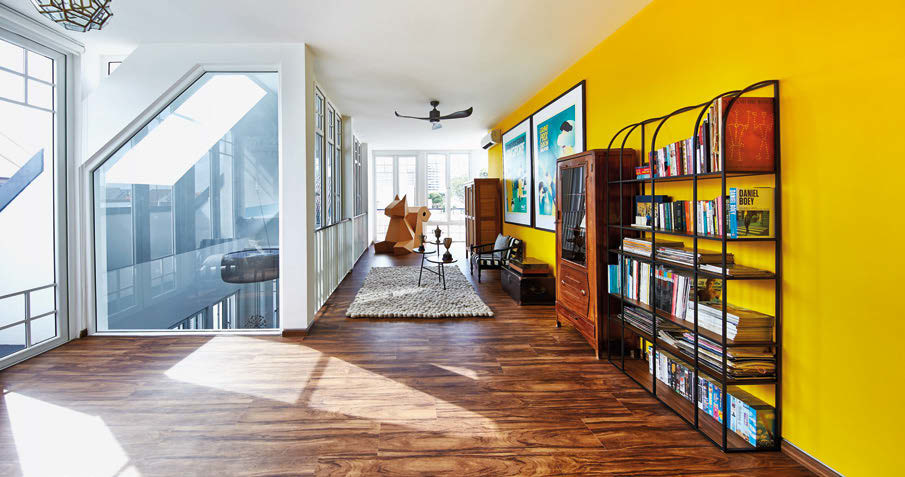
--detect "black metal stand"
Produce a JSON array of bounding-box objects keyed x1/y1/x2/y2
[{"x1": 416, "y1": 248, "x2": 437, "y2": 287}]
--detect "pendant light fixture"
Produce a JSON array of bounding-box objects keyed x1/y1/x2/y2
[{"x1": 30, "y1": 1, "x2": 113, "y2": 32}]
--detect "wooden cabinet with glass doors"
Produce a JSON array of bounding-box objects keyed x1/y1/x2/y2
[{"x1": 555, "y1": 149, "x2": 636, "y2": 355}]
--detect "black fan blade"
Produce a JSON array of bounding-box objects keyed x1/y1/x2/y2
[
  {"x1": 438, "y1": 107, "x2": 473, "y2": 120},
  {"x1": 395, "y1": 111, "x2": 430, "y2": 120}
]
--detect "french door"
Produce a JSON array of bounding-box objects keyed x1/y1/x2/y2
[
  {"x1": 371, "y1": 151, "x2": 473, "y2": 242},
  {"x1": 0, "y1": 28, "x2": 69, "y2": 370}
]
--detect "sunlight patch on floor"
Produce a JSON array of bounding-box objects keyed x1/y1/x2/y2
[
  {"x1": 431, "y1": 363, "x2": 480, "y2": 379},
  {"x1": 4, "y1": 391, "x2": 138, "y2": 477},
  {"x1": 308, "y1": 360, "x2": 497, "y2": 432},
  {"x1": 164, "y1": 336, "x2": 341, "y2": 404},
  {"x1": 163, "y1": 336, "x2": 496, "y2": 432}
]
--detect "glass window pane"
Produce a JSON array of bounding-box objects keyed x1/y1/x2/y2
[
  {"x1": 327, "y1": 106, "x2": 335, "y2": 143},
  {"x1": 29, "y1": 286, "x2": 55, "y2": 317},
  {"x1": 149, "y1": 185, "x2": 174, "y2": 258},
  {"x1": 314, "y1": 132, "x2": 322, "y2": 227},
  {"x1": 27, "y1": 51, "x2": 53, "y2": 83},
  {"x1": 315, "y1": 92, "x2": 324, "y2": 131},
  {"x1": 374, "y1": 156, "x2": 393, "y2": 205},
  {"x1": 0, "y1": 68, "x2": 25, "y2": 102},
  {"x1": 218, "y1": 147, "x2": 234, "y2": 238},
  {"x1": 0, "y1": 294, "x2": 25, "y2": 327},
  {"x1": 27, "y1": 78, "x2": 53, "y2": 109},
  {"x1": 335, "y1": 144, "x2": 341, "y2": 221},
  {"x1": 560, "y1": 165, "x2": 587, "y2": 266},
  {"x1": 29, "y1": 313, "x2": 56, "y2": 345},
  {"x1": 0, "y1": 323, "x2": 25, "y2": 359},
  {"x1": 195, "y1": 154, "x2": 212, "y2": 246},
  {"x1": 93, "y1": 72, "x2": 280, "y2": 331},
  {"x1": 427, "y1": 153, "x2": 447, "y2": 222},
  {"x1": 325, "y1": 145, "x2": 334, "y2": 223},
  {"x1": 449, "y1": 154, "x2": 470, "y2": 227},
  {"x1": 0, "y1": 39, "x2": 23, "y2": 73},
  {"x1": 398, "y1": 156, "x2": 416, "y2": 204},
  {"x1": 101, "y1": 185, "x2": 134, "y2": 269},
  {"x1": 450, "y1": 223, "x2": 466, "y2": 242}
]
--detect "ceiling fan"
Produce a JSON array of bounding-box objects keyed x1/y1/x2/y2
[{"x1": 395, "y1": 100, "x2": 473, "y2": 130}]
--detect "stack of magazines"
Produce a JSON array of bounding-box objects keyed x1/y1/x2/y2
[
  {"x1": 656, "y1": 246, "x2": 732, "y2": 267},
  {"x1": 622, "y1": 237, "x2": 683, "y2": 256}
]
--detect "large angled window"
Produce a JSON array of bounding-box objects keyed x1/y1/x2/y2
[{"x1": 93, "y1": 72, "x2": 279, "y2": 331}]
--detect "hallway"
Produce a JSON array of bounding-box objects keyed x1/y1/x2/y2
[{"x1": 0, "y1": 246, "x2": 809, "y2": 476}]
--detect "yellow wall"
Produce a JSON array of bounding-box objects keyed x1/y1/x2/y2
[{"x1": 487, "y1": 0, "x2": 904, "y2": 474}]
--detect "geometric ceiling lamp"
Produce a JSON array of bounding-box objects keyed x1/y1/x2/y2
[{"x1": 30, "y1": 0, "x2": 113, "y2": 32}]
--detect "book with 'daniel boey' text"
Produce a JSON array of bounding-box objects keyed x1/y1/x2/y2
[{"x1": 729, "y1": 187, "x2": 774, "y2": 238}]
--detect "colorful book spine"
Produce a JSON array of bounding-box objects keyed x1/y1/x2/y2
[{"x1": 729, "y1": 188, "x2": 739, "y2": 238}]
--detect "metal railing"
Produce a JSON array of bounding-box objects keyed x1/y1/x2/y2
[{"x1": 0, "y1": 283, "x2": 57, "y2": 351}]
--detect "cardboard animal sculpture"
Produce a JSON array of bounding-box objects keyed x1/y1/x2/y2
[{"x1": 374, "y1": 195, "x2": 431, "y2": 255}]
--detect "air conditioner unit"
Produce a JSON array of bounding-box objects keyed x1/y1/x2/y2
[{"x1": 481, "y1": 129, "x2": 501, "y2": 149}]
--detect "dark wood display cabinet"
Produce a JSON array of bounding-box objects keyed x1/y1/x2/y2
[{"x1": 554, "y1": 149, "x2": 636, "y2": 356}]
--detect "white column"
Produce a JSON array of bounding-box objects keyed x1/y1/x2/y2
[{"x1": 278, "y1": 44, "x2": 314, "y2": 332}]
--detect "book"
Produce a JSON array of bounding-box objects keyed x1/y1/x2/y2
[
  {"x1": 729, "y1": 389, "x2": 776, "y2": 447},
  {"x1": 729, "y1": 187, "x2": 774, "y2": 238},
  {"x1": 634, "y1": 195, "x2": 670, "y2": 228},
  {"x1": 643, "y1": 346, "x2": 775, "y2": 448},
  {"x1": 635, "y1": 165, "x2": 651, "y2": 179},
  {"x1": 719, "y1": 96, "x2": 775, "y2": 172}
]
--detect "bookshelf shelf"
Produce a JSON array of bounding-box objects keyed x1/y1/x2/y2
[
  {"x1": 611, "y1": 225, "x2": 777, "y2": 243},
  {"x1": 603, "y1": 79, "x2": 782, "y2": 452},
  {"x1": 609, "y1": 293, "x2": 775, "y2": 347},
  {"x1": 607, "y1": 170, "x2": 775, "y2": 185},
  {"x1": 623, "y1": 359, "x2": 756, "y2": 450},
  {"x1": 612, "y1": 311, "x2": 775, "y2": 385},
  {"x1": 607, "y1": 249, "x2": 776, "y2": 281}
]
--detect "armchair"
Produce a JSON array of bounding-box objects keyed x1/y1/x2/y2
[{"x1": 469, "y1": 234, "x2": 523, "y2": 283}]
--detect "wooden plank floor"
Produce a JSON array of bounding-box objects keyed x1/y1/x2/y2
[{"x1": 0, "y1": 246, "x2": 811, "y2": 476}]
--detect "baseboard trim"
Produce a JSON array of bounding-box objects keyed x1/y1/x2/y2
[
  {"x1": 282, "y1": 306, "x2": 327, "y2": 338},
  {"x1": 781, "y1": 440, "x2": 842, "y2": 477}
]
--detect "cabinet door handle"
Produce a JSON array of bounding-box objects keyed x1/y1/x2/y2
[
  {"x1": 560, "y1": 280, "x2": 565, "y2": 285},
  {"x1": 580, "y1": 289, "x2": 586, "y2": 296}
]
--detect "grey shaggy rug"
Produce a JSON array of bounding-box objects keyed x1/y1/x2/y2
[{"x1": 346, "y1": 266, "x2": 493, "y2": 318}]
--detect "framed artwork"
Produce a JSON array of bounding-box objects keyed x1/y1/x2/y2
[
  {"x1": 531, "y1": 80, "x2": 586, "y2": 231},
  {"x1": 501, "y1": 117, "x2": 533, "y2": 227}
]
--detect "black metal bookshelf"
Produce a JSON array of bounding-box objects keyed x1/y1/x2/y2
[{"x1": 603, "y1": 80, "x2": 782, "y2": 452}]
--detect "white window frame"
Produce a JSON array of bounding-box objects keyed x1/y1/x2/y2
[
  {"x1": 0, "y1": 5, "x2": 82, "y2": 369},
  {"x1": 313, "y1": 82, "x2": 343, "y2": 229}
]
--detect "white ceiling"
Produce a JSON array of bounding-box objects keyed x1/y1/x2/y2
[{"x1": 3, "y1": 0, "x2": 649, "y2": 149}]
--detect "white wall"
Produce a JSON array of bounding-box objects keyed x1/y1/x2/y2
[{"x1": 81, "y1": 43, "x2": 315, "y2": 332}]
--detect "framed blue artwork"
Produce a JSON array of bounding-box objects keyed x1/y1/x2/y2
[{"x1": 530, "y1": 81, "x2": 585, "y2": 231}]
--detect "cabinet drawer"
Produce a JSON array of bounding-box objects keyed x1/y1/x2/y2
[
  {"x1": 557, "y1": 263, "x2": 590, "y2": 317},
  {"x1": 558, "y1": 305, "x2": 596, "y2": 347}
]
